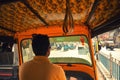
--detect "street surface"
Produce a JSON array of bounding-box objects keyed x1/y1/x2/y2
[
  {"x1": 100, "y1": 47, "x2": 120, "y2": 61},
  {"x1": 97, "y1": 67, "x2": 104, "y2": 80},
  {"x1": 98, "y1": 47, "x2": 120, "y2": 80},
  {"x1": 49, "y1": 48, "x2": 92, "y2": 64}
]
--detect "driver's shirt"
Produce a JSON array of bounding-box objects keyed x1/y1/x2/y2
[{"x1": 19, "y1": 56, "x2": 66, "y2": 80}]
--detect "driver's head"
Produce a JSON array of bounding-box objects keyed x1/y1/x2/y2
[{"x1": 32, "y1": 34, "x2": 50, "y2": 56}]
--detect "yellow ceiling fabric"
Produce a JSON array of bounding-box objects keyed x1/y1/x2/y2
[{"x1": 0, "y1": 0, "x2": 120, "y2": 37}]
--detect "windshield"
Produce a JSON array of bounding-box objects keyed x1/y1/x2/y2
[{"x1": 21, "y1": 35, "x2": 92, "y2": 66}]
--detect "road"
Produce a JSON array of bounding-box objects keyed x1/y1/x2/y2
[
  {"x1": 98, "y1": 47, "x2": 120, "y2": 80},
  {"x1": 97, "y1": 67, "x2": 104, "y2": 80},
  {"x1": 100, "y1": 47, "x2": 120, "y2": 61}
]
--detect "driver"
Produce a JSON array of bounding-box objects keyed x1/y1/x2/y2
[{"x1": 19, "y1": 34, "x2": 66, "y2": 80}]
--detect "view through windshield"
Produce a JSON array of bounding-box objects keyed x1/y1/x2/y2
[{"x1": 21, "y1": 35, "x2": 92, "y2": 66}]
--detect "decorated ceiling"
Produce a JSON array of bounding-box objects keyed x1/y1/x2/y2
[{"x1": 0, "y1": 0, "x2": 120, "y2": 37}]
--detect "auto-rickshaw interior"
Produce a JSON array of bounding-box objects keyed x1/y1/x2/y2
[
  {"x1": 21, "y1": 35, "x2": 92, "y2": 65},
  {"x1": 21, "y1": 35, "x2": 94, "y2": 80},
  {"x1": 65, "y1": 71, "x2": 93, "y2": 80},
  {"x1": 0, "y1": 0, "x2": 120, "y2": 80},
  {"x1": 15, "y1": 25, "x2": 96, "y2": 80}
]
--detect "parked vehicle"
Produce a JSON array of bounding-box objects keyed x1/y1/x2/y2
[{"x1": 105, "y1": 40, "x2": 115, "y2": 50}]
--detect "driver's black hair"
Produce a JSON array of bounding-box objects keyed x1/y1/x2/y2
[{"x1": 32, "y1": 34, "x2": 50, "y2": 56}]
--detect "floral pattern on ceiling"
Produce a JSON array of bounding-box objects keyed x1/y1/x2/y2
[
  {"x1": 0, "y1": 0, "x2": 120, "y2": 36},
  {"x1": 89, "y1": 0, "x2": 120, "y2": 28}
]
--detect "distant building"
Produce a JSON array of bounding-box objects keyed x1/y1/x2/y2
[
  {"x1": 113, "y1": 28, "x2": 120, "y2": 48},
  {"x1": 93, "y1": 27, "x2": 120, "y2": 48}
]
